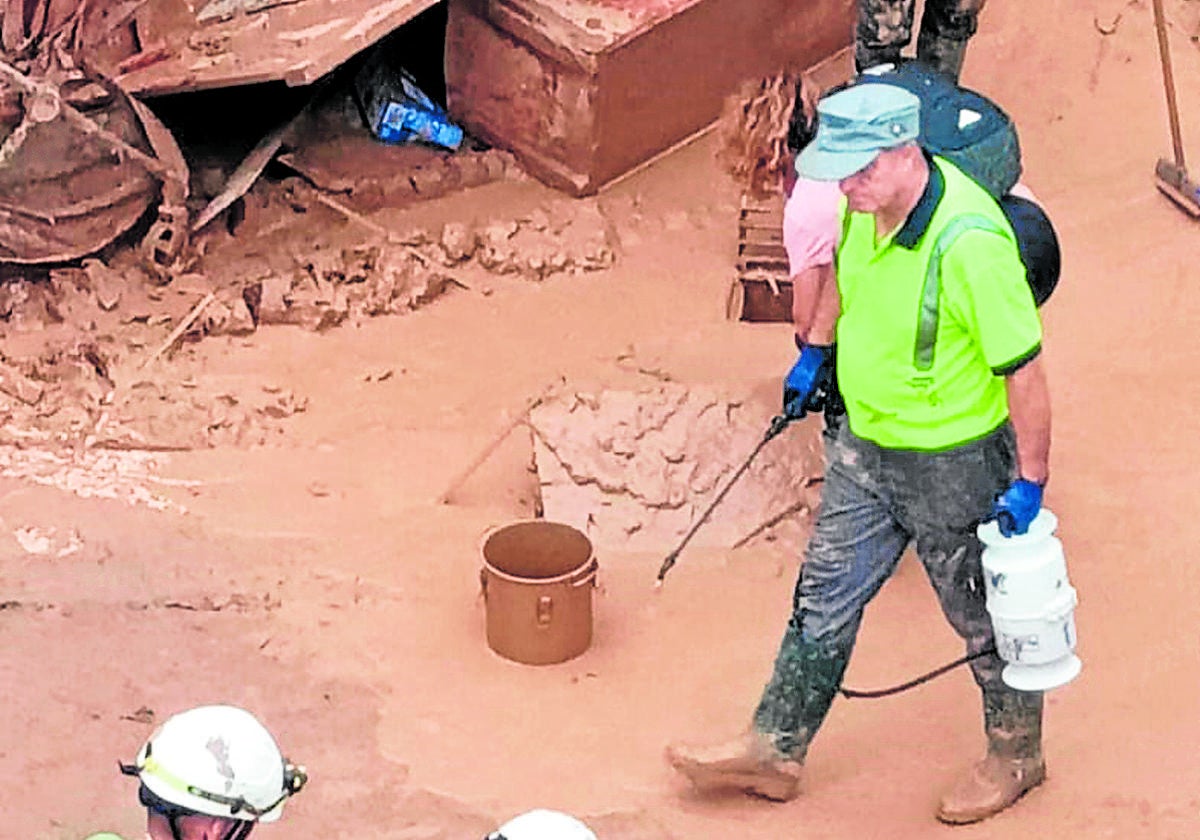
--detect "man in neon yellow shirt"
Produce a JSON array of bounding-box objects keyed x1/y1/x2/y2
[{"x1": 668, "y1": 83, "x2": 1051, "y2": 825}]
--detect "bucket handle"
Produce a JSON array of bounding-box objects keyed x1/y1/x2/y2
[
  {"x1": 571, "y1": 558, "x2": 599, "y2": 588},
  {"x1": 479, "y1": 559, "x2": 596, "y2": 599}
]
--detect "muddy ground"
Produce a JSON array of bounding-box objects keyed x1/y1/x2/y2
[{"x1": 3, "y1": 0, "x2": 1200, "y2": 838}]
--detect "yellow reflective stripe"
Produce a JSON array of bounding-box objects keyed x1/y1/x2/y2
[
  {"x1": 914, "y1": 214, "x2": 1005, "y2": 371},
  {"x1": 140, "y1": 755, "x2": 199, "y2": 798}
]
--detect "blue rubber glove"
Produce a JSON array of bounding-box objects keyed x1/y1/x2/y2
[
  {"x1": 992, "y1": 479, "x2": 1044, "y2": 536},
  {"x1": 783, "y1": 343, "x2": 833, "y2": 419}
]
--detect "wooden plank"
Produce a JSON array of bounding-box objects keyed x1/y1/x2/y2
[
  {"x1": 118, "y1": 0, "x2": 440, "y2": 96},
  {"x1": 286, "y1": 0, "x2": 441, "y2": 85}
]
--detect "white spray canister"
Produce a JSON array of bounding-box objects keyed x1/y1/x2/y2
[{"x1": 978, "y1": 508, "x2": 1082, "y2": 691}]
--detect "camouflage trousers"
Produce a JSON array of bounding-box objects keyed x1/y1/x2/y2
[
  {"x1": 753, "y1": 419, "x2": 1043, "y2": 761},
  {"x1": 856, "y1": 0, "x2": 988, "y2": 81}
]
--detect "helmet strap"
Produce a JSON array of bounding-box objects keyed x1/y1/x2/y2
[
  {"x1": 162, "y1": 812, "x2": 252, "y2": 840},
  {"x1": 222, "y1": 822, "x2": 254, "y2": 840}
]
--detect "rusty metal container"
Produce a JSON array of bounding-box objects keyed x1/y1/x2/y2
[
  {"x1": 446, "y1": 0, "x2": 855, "y2": 196},
  {"x1": 480, "y1": 520, "x2": 599, "y2": 665}
]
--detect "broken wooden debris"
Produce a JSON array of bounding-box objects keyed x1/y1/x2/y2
[
  {"x1": 198, "y1": 0, "x2": 304, "y2": 24},
  {"x1": 0, "y1": 362, "x2": 44, "y2": 405},
  {"x1": 191, "y1": 98, "x2": 314, "y2": 233},
  {"x1": 437, "y1": 381, "x2": 562, "y2": 505},
  {"x1": 117, "y1": 0, "x2": 442, "y2": 95},
  {"x1": 83, "y1": 259, "x2": 124, "y2": 311},
  {"x1": 116, "y1": 42, "x2": 171, "y2": 74},
  {"x1": 140, "y1": 292, "x2": 217, "y2": 369},
  {"x1": 729, "y1": 480, "x2": 823, "y2": 550},
  {"x1": 302, "y1": 187, "x2": 431, "y2": 267}
]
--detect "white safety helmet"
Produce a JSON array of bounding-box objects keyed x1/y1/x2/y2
[
  {"x1": 120, "y1": 705, "x2": 306, "y2": 823},
  {"x1": 486, "y1": 809, "x2": 598, "y2": 840}
]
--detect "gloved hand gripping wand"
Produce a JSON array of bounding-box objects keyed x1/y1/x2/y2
[{"x1": 655, "y1": 413, "x2": 792, "y2": 587}]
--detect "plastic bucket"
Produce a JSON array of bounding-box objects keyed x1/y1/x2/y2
[{"x1": 480, "y1": 520, "x2": 598, "y2": 665}]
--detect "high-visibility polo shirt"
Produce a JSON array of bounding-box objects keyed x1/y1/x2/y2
[{"x1": 835, "y1": 156, "x2": 1043, "y2": 450}]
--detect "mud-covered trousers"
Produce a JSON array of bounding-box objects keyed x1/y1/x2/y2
[
  {"x1": 752, "y1": 419, "x2": 1043, "y2": 762},
  {"x1": 856, "y1": 0, "x2": 988, "y2": 81}
]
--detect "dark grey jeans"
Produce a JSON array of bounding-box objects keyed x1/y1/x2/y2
[{"x1": 754, "y1": 419, "x2": 1043, "y2": 760}]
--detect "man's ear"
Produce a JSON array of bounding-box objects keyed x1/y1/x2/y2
[{"x1": 904, "y1": 143, "x2": 926, "y2": 169}]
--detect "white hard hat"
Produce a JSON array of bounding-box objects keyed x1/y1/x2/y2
[
  {"x1": 121, "y1": 705, "x2": 306, "y2": 822},
  {"x1": 487, "y1": 809, "x2": 598, "y2": 840}
]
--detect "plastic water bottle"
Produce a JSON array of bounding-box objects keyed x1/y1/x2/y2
[
  {"x1": 376, "y1": 100, "x2": 464, "y2": 150},
  {"x1": 354, "y1": 57, "x2": 464, "y2": 151}
]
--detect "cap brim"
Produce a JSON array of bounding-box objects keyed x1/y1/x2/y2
[{"x1": 796, "y1": 144, "x2": 880, "y2": 182}]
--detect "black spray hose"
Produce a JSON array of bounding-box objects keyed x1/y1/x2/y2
[
  {"x1": 654, "y1": 411, "x2": 997, "y2": 700},
  {"x1": 839, "y1": 646, "x2": 998, "y2": 699},
  {"x1": 655, "y1": 414, "x2": 792, "y2": 587}
]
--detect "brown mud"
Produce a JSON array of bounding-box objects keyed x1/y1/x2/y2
[{"x1": 3, "y1": 1, "x2": 1200, "y2": 838}]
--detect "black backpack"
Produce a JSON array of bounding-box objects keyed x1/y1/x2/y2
[{"x1": 857, "y1": 61, "x2": 1060, "y2": 306}]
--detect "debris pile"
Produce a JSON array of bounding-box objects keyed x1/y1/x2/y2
[
  {"x1": 0, "y1": 190, "x2": 620, "y2": 451},
  {"x1": 215, "y1": 193, "x2": 618, "y2": 330},
  {"x1": 94, "y1": 378, "x2": 310, "y2": 451},
  {"x1": 243, "y1": 242, "x2": 458, "y2": 331},
  {"x1": 0, "y1": 264, "x2": 308, "y2": 451},
  {"x1": 0, "y1": 444, "x2": 182, "y2": 511},
  {"x1": 529, "y1": 383, "x2": 824, "y2": 553},
  {"x1": 454, "y1": 200, "x2": 618, "y2": 280},
  {"x1": 277, "y1": 138, "x2": 522, "y2": 210}
]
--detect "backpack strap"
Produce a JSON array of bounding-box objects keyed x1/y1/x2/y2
[{"x1": 914, "y1": 213, "x2": 1007, "y2": 371}]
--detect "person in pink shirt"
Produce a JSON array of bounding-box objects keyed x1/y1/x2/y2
[{"x1": 783, "y1": 176, "x2": 843, "y2": 347}]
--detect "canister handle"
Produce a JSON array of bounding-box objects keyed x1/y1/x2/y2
[{"x1": 571, "y1": 558, "x2": 599, "y2": 588}]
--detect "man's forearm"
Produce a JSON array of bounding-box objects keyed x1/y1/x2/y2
[
  {"x1": 1005, "y1": 355, "x2": 1051, "y2": 484},
  {"x1": 792, "y1": 263, "x2": 838, "y2": 344}
]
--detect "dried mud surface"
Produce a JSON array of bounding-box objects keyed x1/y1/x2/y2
[{"x1": 4, "y1": 1, "x2": 1200, "y2": 838}]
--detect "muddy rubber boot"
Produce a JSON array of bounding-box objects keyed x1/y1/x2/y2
[
  {"x1": 665, "y1": 732, "x2": 803, "y2": 802},
  {"x1": 936, "y1": 753, "x2": 1046, "y2": 824},
  {"x1": 937, "y1": 692, "x2": 1046, "y2": 824},
  {"x1": 666, "y1": 624, "x2": 847, "y2": 802}
]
